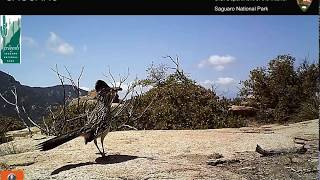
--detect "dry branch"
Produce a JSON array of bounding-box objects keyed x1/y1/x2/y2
[
  {"x1": 52, "y1": 65, "x2": 67, "y2": 123},
  {"x1": 207, "y1": 158, "x2": 240, "y2": 166},
  {"x1": 50, "y1": 65, "x2": 86, "y2": 135},
  {"x1": 64, "y1": 66, "x2": 84, "y2": 113},
  {"x1": 255, "y1": 144, "x2": 308, "y2": 156},
  {"x1": 118, "y1": 124, "x2": 138, "y2": 130},
  {"x1": 21, "y1": 106, "x2": 48, "y2": 133},
  {"x1": 0, "y1": 87, "x2": 32, "y2": 135},
  {"x1": 164, "y1": 55, "x2": 188, "y2": 82},
  {"x1": 294, "y1": 137, "x2": 316, "y2": 141},
  {"x1": 42, "y1": 116, "x2": 50, "y2": 134}
]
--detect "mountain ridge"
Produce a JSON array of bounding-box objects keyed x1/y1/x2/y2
[{"x1": 0, "y1": 70, "x2": 88, "y2": 123}]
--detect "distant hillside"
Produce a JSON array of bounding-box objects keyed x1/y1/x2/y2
[{"x1": 0, "y1": 70, "x2": 88, "y2": 123}]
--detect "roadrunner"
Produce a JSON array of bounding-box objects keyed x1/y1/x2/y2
[{"x1": 37, "y1": 80, "x2": 122, "y2": 156}]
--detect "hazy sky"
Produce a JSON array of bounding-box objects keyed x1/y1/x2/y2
[{"x1": 0, "y1": 16, "x2": 318, "y2": 97}]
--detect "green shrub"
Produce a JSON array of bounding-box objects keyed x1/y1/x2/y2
[
  {"x1": 240, "y1": 55, "x2": 319, "y2": 123},
  {"x1": 122, "y1": 67, "x2": 246, "y2": 130},
  {"x1": 0, "y1": 116, "x2": 23, "y2": 144},
  {"x1": 295, "y1": 96, "x2": 319, "y2": 122}
]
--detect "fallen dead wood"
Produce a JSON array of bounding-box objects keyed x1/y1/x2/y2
[
  {"x1": 255, "y1": 144, "x2": 308, "y2": 156},
  {"x1": 294, "y1": 137, "x2": 318, "y2": 141},
  {"x1": 207, "y1": 158, "x2": 240, "y2": 166}
]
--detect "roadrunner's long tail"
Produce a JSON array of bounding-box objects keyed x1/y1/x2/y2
[{"x1": 37, "y1": 130, "x2": 82, "y2": 151}]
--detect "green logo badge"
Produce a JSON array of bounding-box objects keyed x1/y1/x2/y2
[
  {"x1": 296, "y1": 0, "x2": 313, "y2": 12},
  {"x1": 0, "y1": 15, "x2": 21, "y2": 64}
]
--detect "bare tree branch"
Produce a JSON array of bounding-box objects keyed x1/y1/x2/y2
[
  {"x1": 64, "y1": 66, "x2": 77, "y2": 91},
  {"x1": 52, "y1": 65, "x2": 67, "y2": 123},
  {"x1": 118, "y1": 68, "x2": 130, "y2": 87},
  {"x1": 65, "y1": 114, "x2": 87, "y2": 122},
  {"x1": 108, "y1": 66, "x2": 117, "y2": 87},
  {"x1": 118, "y1": 124, "x2": 138, "y2": 130},
  {"x1": 21, "y1": 106, "x2": 49, "y2": 134},
  {"x1": 77, "y1": 67, "x2": 85, "y2": 112},
  {"x1": 163, "y1": 55, "x2": 187, "y2": 82},
  {"x1": 0, "y1": 92, "x2": 15, "y2": 106},
  {"x1": 63, "y1": 66, "x2": 85, "y2": 113},
  {"x1": 0, "y1": 86, "x2": 32, "y2": 135},
  {"x1": 42, "y1": 116, "x2": 50, "y2": 135}
]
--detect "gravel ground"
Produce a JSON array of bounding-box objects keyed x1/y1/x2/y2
[{"x1": 0, "y1": 119, "x2": 318, "y2": 179}]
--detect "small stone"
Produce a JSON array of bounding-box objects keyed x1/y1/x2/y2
[
  {"x1": 291, "y1": 157, "x2": 300, "y2": 163},
  {"x1": 240, "y1": 166, "x2": 255, "y2": 171}
]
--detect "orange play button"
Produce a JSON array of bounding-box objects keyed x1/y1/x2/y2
[{"x1": 0, "y1": 169, "x2": 24, "y2": 180}]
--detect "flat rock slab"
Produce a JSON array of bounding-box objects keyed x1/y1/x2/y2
[{"x1": 0, "y1": 119, "x2": 318, "y2": 179}]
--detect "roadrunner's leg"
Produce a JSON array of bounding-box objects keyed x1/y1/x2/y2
[
  {"x1": 94, "y1": 139, "x2": 104, "y2": 156},
  {"x1": 101, "y1": 133, "x2": 107, "y2": 156}
]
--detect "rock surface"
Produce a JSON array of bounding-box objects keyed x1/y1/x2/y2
[{"x1": 0, "y1": 119, "x2": 318, "y2": 179}]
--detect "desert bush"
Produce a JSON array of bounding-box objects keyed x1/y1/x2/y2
[
  {"x1": 0, "y1": 133, "x2": 13, "y2": 144},
  {"x1": 240, "y1": 55, "x2": 319, "y2": 123},
  {"x1": 295, "y1": 96, "x2": 319, "y2": 122},
  {"x1": 295, "y1": 60, "x2": 319, "y2": 121},
  {"x1": 0, "y1": 116, "x2": 23, "y2": 144},
  {"x1": 121, "y1": 62, "x2": 246, "y2": 130},
  {"x1": 0, "y1": 161, "x2": 10, "y2": 170},
  {"x1": 0, "y1": 116, "x2": 24, "y2": 132},
  {"x1": 43, "y1": 102, "x2": 96, "y2": 135},
  {"x1": 255, "y1": 108, "x2": 275, "y2": 124},
  {"x1": 131, "y1": 80, "x2": 218, "y2": 129}
]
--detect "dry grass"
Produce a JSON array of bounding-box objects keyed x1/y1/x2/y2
[
  {"x1": 0, "y1": 141, "x2": 23, "y2": 156},
  {"x1": 0, "y1": 161, "x2": 10, "y2": 170}
]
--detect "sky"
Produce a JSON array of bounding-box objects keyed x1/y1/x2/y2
[{"x1": 0, "y1": 16, "x2": 318, "y2": 97}]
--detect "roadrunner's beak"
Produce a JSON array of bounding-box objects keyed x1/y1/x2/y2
[{"x1": 111, "y1": 87, "x2": 122, "y2": 92}]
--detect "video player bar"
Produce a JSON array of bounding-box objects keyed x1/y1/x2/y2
[{"x1": 0, "y1": 0, "x2": 318, "y2": 15}]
